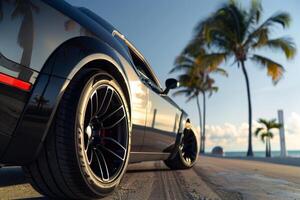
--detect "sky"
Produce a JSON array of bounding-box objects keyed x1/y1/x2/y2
[{"x1": 66, "y1": 0, "x2": 300, "y2": 152}]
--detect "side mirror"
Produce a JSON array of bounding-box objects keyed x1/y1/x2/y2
[{"x1": 162, "y1": 78, "x2": 179, "y2": 95}]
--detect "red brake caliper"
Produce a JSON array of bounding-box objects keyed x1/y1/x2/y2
[{"x1": 99, "y1": 129, "x2": 107, "y2": 145}]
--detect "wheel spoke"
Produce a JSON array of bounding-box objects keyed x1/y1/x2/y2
[
  {"x1": 185, "y1": 157, "x2": 191, "y2": 164},
  {"x1": 96, "y1": 149, "x2": 110, "y2": 181},
  {"x1": 97, "y1": 144, "x2": 125, "y2": 161},
  {"x1": 94, "y1": 90, "x2": 99, "y2": 116},
  {"x1": 94, "y1": 149, "x2": 106, "y2": 181},
  {"x1": 179, "y1": 144, "x2": 184, "y2": 150},
  {"x1": 102, "y1": 105, "x2": 124, "y2": 121},
  {"x1": 90, "y1": 90, "x2": 101, "y2": 118},
  {"x1": 95, "y1": 87, "x2": 107, "y2": 115},
  {"x1": 101, "y1": 110, "x2": 126, "y2": 129},
  {"x1": 101, "y1": 137, "x2": 126, "y2": 151},
  {"x1": 97, "y1": 87, "x2": 114, "y2": 116},
  {"x1": 85, "y1": 137, "x2": 93, "y2": 152},
  {"x1": 87, "y1": 149, "x2": 93, "y2": 165},
  {"x1": 89, "y1": 97, "x2": 93, "y2": 121}
]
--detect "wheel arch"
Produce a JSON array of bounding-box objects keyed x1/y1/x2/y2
[
  {"x1": 44, "y1": 36, "x2": 132, "y2": 113},
  {"x1": 61, "y1": 54, "x2": 132, "y2": 117}
]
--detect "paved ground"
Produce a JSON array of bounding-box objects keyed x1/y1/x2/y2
[
  {"x1": 0, "y1": 156, "x2": 300, "y2": 200},
  {"x1": 200, "y1": 156, "x2": 300, "y2": 200}
]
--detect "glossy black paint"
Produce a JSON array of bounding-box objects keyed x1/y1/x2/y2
[{"x1": 0, "y1": 0, "x2": 198, "y2": 165}]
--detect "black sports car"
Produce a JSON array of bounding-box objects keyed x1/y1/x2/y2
[{"x1": 0, "y1": 0, "x2": 199, "y2": 198}]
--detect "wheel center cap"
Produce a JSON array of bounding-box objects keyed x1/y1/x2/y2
[
  {"x1": 86, "y1": 125, "x2": 92, "y2": 139},
  {"x1": 86, "y1": 124, "x2": 105, "y2": 144}
]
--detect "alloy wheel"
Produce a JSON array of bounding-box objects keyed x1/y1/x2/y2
[
  {"x1": 179, "y1": 130, "x2": 197, "y2": 165},
  {"x1": 82, "y1": 84, "x2": 128, "y2": 183}
]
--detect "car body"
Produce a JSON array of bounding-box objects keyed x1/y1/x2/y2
[{"x1": 0, "y1": 0, "x2": 199, "y2": 198}]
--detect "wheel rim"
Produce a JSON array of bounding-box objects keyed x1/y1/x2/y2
[
  {"x1": 82, "y1": 84, "x2": 128, "y2": 183},
  {"x1": 179, "y1": 131, "x2": 197, "y2": 165}
]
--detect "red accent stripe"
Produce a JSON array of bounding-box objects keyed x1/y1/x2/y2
[{"x1": 0, "y1": 73, "x2": 31, "y2": 91}]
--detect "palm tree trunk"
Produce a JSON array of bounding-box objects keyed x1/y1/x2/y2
[
  {"x1": 202, "y1": 91, "x2": 206, "y2": 154},
  {"x1": 241, "y1": 61, "x2": 254, "y2": 157},
  {"x1": 268, "y1": 137, "x2": 272, "y2": 157},
  {"x1": 265, "y1": 140, "x2": 268, "y2": 157},
  {"x1": 196, "y1": 95, "x2": 203, "y2": 153}
]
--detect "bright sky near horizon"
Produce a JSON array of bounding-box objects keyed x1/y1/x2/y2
[{"x1": 66, "y1": 0, "x2": 300, "y2": 152}]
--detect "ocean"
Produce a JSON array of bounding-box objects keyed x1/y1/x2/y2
[{"x1": 224, "y1": 150, "x2": 300, "y2": 158}]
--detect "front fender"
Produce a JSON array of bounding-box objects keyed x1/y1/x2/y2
[{"x1": 190, "y1": 125, "x2": 200, "y2": 156}]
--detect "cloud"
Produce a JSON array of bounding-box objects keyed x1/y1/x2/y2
[
  {"x1": 201, "y1": 112, "x2": 300, "y2": 152},
  {"x1": 286, "y1": 112, "x2": 300, "y2": 135},
  {"x1": 202, "y1": 121, "x2": 261, "y2": 152}
]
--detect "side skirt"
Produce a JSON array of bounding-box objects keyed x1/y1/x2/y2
[{"x1": 129, "y1": 152, "x2": 170, "y2": 164}]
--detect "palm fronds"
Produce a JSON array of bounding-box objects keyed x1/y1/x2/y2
[{"x1": 251, "y1": 54, "x2": 284, "y2": 84}]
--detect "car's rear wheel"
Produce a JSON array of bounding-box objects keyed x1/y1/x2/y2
[
  {"x1": 164, "y1": 129, "x2": 198, "y2": 169},
  {"x1": 23, "y1": 70, "x2": 131, "y2": 199}
]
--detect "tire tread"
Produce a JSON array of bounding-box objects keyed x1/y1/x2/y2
[{"x1": 23, "y1": 70, "x2": 95, "y2": 199}]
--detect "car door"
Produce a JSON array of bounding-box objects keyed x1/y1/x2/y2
[
  {"x1": 141, "y1": 77, "x2": 181, "y2": 153},
  {"x1": 121, "y1": 39, "x2": 181, "y2": 153},
  {"x1": 127, "y1": 70, "x2": 148, "y2": 152}
]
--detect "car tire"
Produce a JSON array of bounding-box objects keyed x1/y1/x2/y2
[
  {"x1": 164, "y1": 128, "x2": 198, "y2": 170},
  {"x1": 23, "y1": 69, "x2": 131, "y2": 199}
]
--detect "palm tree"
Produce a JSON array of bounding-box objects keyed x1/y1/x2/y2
[
  {"x1": 34, "y1": 95, "x2": 49, "y2": 110},
  {"x1": 11, "y1": 0, "x2": 39, "y2": 81},
  {"x1": 188, "y1": 0, "x2": 296, "y2": 156},
  {"x1": 255, "y1": 118, "x2": 282, "y2": 157},
  {"x1": 171, "y1": 53, "x2": 227, "y2": 153},
  {"x1": 200, "y1": 78, "x2": 218, "y2": 153}
]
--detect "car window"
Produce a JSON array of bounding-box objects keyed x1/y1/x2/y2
[
  {"x1": 113, "y1": 32, "x2": 162, "y2": 91},
  {"x1": 128, "y1": 48, "x2": 160, "y2": 87}
]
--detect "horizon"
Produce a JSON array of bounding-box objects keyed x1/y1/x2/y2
[
  {"x1": 225, "y1": 149, "x2": 300, "y2": 152},
  {"x1": 66, "y1": 0, "x2": 300, "y2": 152}
]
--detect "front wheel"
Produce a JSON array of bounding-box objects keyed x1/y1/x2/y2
[
  {"x1": 23, "y1": 70, "x2": 131, "y2": 199},
  {"x1": 164, "y1": 129, "x2": 198, "y2": 170}
]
